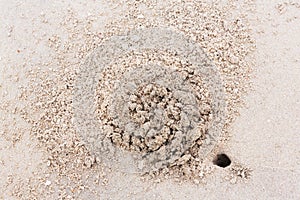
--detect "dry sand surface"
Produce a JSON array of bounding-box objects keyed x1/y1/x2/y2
[{"x1": 0, "y1": 0, "x2": 299, "y2": 199}]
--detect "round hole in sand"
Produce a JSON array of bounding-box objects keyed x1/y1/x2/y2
[{"x1": 213, "y1": 153, "x2": 231, "y2": 168}]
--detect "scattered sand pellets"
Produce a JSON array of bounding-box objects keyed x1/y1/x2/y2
[
  {"x1": 74, "y1": 28, "x2": 227, "y2": 174},
  {"x1": 12, "y1": 0, "x2": 255, "y2": 198}
]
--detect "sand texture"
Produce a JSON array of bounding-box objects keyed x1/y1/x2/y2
[{"x1": 0, "y1": 0, "x2": 299, "y2": 199}]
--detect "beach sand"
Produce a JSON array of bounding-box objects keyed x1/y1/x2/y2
[{"x1": 0, "y1": 0, "x2": 299, "y2": 199}]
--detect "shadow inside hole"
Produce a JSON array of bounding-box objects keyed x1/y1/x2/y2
[{"x1": 213, "y1": 153, "x2": 231, "y2": 168}]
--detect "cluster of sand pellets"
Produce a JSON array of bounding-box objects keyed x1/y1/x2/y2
[{"x1": 9, "y1": 1, "x2": 255, "y2": 198}]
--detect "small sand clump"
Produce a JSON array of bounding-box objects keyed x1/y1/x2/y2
[{"x1": 111, "y1": 83, "x2": 183, "y2": 152}]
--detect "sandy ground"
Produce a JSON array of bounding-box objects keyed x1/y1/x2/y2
[{"x1": 0, "y1": 0, "x2": 300, "y2": 199}]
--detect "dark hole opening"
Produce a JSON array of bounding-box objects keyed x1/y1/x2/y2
[{"x1": 213, "y1": 153, "x2": 231, "y2": 168}]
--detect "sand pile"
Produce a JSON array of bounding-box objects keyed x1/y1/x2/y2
[
  {"x1": 12, "y1": 0, "x2": 255, "y2": 198},
  {"x1": 74, "y1": 28, "x2": 226, "y2": 174}
]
